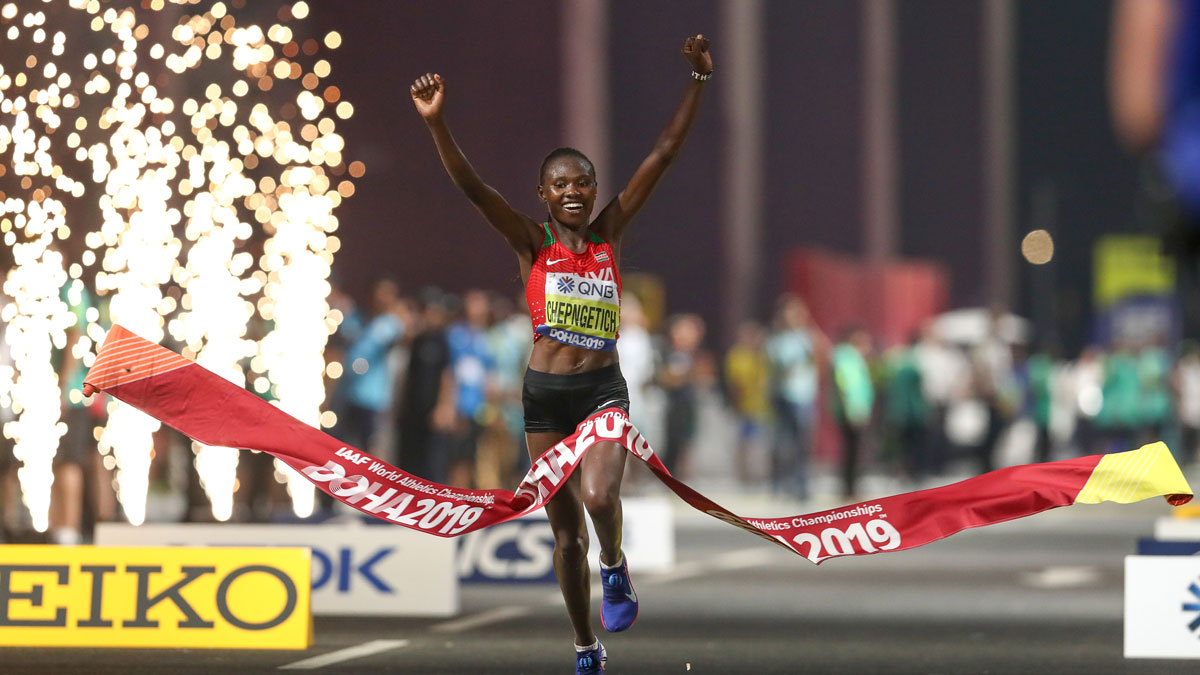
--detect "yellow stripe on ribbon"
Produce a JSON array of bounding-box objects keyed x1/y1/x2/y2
[{"x1": 1074, "y1": 442, "x2": 1194, "y2": 505}]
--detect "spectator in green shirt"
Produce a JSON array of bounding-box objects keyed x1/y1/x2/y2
[
  {"x1": 1026, "y1": 346, "x2": 1055, "y2": 463},
  {"x1": 831, "y1": 327, "x2": 875, "y2": 499},
  {"x1": 885, "y1": 335, "x2": 929, "y2": 482},
  {"x1": 1137, "y1": 338, "x2": 1172, "y2": 446},
  {"x1": 1100, "y1": 340, "x2": 1140, "y2": 452}
]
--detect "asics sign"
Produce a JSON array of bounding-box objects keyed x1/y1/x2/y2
[
  {"x1": 457, "y1": 517, "x2": 556, "y2": 583},
  {"x1": 457, "y1": 497, "x2": 676, "y2": 583}
]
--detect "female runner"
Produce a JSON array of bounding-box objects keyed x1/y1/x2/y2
[{"x1": 411, "y1": 34, "x2": 712, "y2": 674}]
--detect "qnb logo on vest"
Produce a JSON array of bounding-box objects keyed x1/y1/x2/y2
[
  {"x1": 545, "y1": 271, "x2": 617, "y2": 302},
  {"x1": 1184, "y1": 578, "x2": 1200, "y2": 633}
]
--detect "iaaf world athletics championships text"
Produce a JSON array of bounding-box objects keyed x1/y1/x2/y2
[
  {"x1": 399, "y1": 476, "x2": 495, "y2": 505},
  {"x1": 748, "y1": 504, "x2": 885, "y2": 531}
]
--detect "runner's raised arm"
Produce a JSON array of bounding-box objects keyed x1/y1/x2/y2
[
  {"x1": 411, "y1": 73, "x2": 540, "y2": 258},
  {"x1": 593, "y1": 34, "x2": 714, "y2": 244}
]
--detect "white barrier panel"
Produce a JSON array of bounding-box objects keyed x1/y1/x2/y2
[
  {"x1": 588, "y1": 496, "x2": 674, "y2": 574},
  {"x1": 1125, "y1": 556, "x2": 1200, "y2": 659},
  {"x1": 95, "y1": 523, "x2": 457, "y2": 617},
  {"x1": 457, "y1": 497, "x2": 675, "y2": 583},
  {"x1": 1154, "y1": 517, "x2": 1200, "y2": 541}
]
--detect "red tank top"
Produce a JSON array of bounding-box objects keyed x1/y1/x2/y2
[{"x1": 526, "y1": 222, "x2": 621, "y2": 351}]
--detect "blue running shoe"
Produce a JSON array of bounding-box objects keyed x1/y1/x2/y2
[
  {"x1": 575, "y1": 641, "x2": 606, "y2": 675},
  {"x1": 600, "y1": 554, "x2": 639, "y2": 632}
]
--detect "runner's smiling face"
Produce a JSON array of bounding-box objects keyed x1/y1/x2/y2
[{"x1": 539, "y1": 157, "x2": 597, "y2": 228}]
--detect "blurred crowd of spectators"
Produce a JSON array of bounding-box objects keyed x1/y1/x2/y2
[
  {"x1": 324, "y1": 283, "x2": 1200, "y2": 506},
  {"x1": 4, "y1": 281, "x2": 1200, "y2": 543}
]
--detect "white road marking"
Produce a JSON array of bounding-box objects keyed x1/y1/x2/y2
[
  {"x1": 431, "y1": 605, "x2": 532, "y2": 633},
  {"x1": 287, "y1": 547, "x2": 776, "y2": 663},
  {"x1": 653, "y1": 547, "x2": 776, "y2": 584},
  {"x1": 1018, "y1": 565, "x2": 1102, "y2": 589},
  {"x1": 279, "y1": 639, "x2": 408, "y2": 670},
  {"x1": 432, "y1": 547, "x2": 777, "y2": 634},
  {"x1": 713, "y1": 547, "x2": 778, "y2": 570},
  {"x1": 538, "y1": 546, "x2": 777, "y2": 603}
]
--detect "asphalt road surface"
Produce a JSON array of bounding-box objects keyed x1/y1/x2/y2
[{"x1": 1, "y1": 500, "x2": 1195, "y2": 674}]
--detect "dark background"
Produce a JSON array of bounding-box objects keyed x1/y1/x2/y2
[{"x1": 316, "y1": 0, "x2": 1140, "y2": 353}]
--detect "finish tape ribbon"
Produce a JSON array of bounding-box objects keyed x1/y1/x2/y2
[{"x1": 83, "y1": 325, "x2": 1194, "y2": 564}]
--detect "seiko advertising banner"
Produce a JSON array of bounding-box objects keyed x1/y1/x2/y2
[
  {"x1": 1125, "y1": 556, "x2": 1200, "y2": 659},
  {"x1": 95, "y1": 523, "x2": 457, "y2": 617},
  {"x1": 0, "y1": 545, "x2": 311, "y2": 649}
]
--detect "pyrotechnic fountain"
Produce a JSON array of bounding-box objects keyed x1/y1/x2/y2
[{"x1": 0, "y1": 0, "x2": 357, "y2": 526}]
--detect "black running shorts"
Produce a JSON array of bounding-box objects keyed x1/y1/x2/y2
[{"x1": 522, "y1": 363, "x2": 630, "y2": 434}]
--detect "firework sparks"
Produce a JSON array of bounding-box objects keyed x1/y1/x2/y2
[
  {"x1": 259, "y1": 179, "x2": 339, "y2": 518},
  {"x1": 0, "y1": 198, "x2": 73, "y2": 533},
  {"x1": 0, "y1": 0, "x2": 358, "y2": 526}
]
